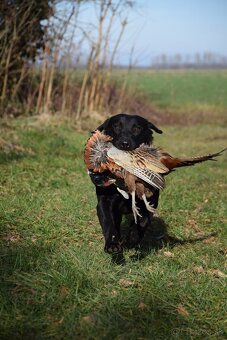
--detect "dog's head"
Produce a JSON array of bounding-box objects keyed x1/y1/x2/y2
[{"x1": 96, "y1": 113, "x2": 162, "y2": 151}]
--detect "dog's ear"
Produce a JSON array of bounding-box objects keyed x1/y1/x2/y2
[
  {"x1": 148, "y1": 121, "x2": 162, "y2": 134},
  {"x1": 95, "y1": 118, "x2": 110, "y2": 132}
]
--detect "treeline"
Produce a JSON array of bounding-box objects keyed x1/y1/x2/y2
[
  {"x1": 0, "y1": 0, "x2": 135, "y2": 120},
  {"x1": 151, "y1": 53, "x2": 227, "y2": 69}
]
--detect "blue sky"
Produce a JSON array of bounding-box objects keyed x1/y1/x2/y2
[
  {"x1": 116, "y1": 0, "x2": 227, "y2": 65},
  {"x1": 65, "y1": 0, "x2": 227, "y2": 66}
]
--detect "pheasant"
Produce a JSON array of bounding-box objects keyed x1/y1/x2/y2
[
  {"x1": 84, "y1": 130, "x2": 168, "y2": 221},
  {"x1": 84, "y1": 130, "x2": 226, "y2": 222}
]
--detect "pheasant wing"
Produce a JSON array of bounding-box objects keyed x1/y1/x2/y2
[
  {"x1": 133, "y1": 145, "x2": 169, "y2": 173},
  {"x1": 124, "y1": 164, "x2": 165, "y2": 190},
  {"x1": 107, "y1": 145, "x2": 168, "y2": 173},
  {"x1": 107, "y1": 146, "x2": 165, "y2": 190}
]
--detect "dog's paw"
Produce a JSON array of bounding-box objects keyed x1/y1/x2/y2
[{"x1": 104, "y1": 242, "x2": 123, "y2": 254}]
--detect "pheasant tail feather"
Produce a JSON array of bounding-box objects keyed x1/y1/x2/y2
[{"x1": 160, "y1": 148, "x2": 227, "y2": 170}]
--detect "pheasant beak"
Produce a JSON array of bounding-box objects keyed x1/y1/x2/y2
[
  {"x1": 88, "y1": 171, "x2": 116, "y2": 187},
  {"x1": 102, "y1": 178, "x2": 116, "y2": 187}
]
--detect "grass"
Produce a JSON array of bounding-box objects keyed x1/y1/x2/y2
[
  {"x1": 0, "y1": 113, "x2": 227, "y2": 339},
  {"x1": 124, "y1": 69, "x2": 227, "y2": 119},
  {"x1": 126, "y1": 69, "x2": 227, "y2": 108}
]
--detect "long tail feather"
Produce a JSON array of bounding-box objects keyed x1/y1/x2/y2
[{"x1": 161, "y1": 148, "x2": 227, "y2": 170}]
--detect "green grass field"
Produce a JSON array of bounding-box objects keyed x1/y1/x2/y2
[
  {"x1": 126, "y1": 69, "x2": 227, "y2": 110},
  {"x1": 1, "y1": 70, "x2": 227, "y2": 338}
]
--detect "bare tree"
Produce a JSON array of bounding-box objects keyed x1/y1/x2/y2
[
  {"x1": 76, "y1": 0, "x2": 134, "y2": 120},
  {"x1": 0, "y1": 0, "x2": 53, "y2": 114},
  {"x1": 0, "y1": 0, "x2": 135, "y2": 119}
]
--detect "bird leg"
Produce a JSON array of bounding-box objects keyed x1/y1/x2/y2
[
  {"x1": 141, "y1": 194, "x2": 156, "y2": 214},
  {"x1": 123, "y1": 172, "x2": 142, "y2": 223},
  {"x1": 131, "y1": 190, "x2": 142, "y2": 223}
]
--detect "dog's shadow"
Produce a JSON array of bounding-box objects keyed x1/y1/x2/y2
[{"x1": 111, "y1": 216, "x2": 216, "y2": 265}]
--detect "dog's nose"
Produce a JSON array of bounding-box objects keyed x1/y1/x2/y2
[{"x1": 121, "y1": 140, "x2": 130, "y2": 149}]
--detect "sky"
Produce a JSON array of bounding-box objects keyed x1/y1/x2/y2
[
  {"x1": 115, "y1": 0, "x2": 227, "y2": 65},
  {"x1": 62, "y1": 0, "x2": 227, "y2": 66}
]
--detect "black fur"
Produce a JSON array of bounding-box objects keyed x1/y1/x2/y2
[
  {"x1": 96, "y1": 113, "x2": 162, "y2": 151},
  {"x1": 90, "y1": 113, "x2": 162, "y2": 253}
]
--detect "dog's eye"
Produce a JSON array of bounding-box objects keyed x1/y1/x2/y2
[
  {"x1": 113, "y1": 123, "x2": 121, "y2": 134},
  {"x1": 132, "y1": 125, "x2": 142, "y2": 135}
]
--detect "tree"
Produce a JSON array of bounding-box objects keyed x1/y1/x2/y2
[{"x1": 0, "y1": 0, "x2": 54, "y2": 107}]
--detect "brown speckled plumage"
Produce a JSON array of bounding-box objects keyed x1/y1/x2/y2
[{"x1": 84, "y1": 130, "x2": 226, "y2": 222}]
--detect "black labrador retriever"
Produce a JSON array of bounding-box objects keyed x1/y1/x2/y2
[{"x1": 89, "y1": 113, "x2": 163, "y2": 253}]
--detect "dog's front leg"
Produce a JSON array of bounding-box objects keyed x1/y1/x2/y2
[{"x1": 97, "y1": 195, "x2": 122, "y2": 253}]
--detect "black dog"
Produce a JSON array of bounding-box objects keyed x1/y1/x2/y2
[{"x1": 89, "y1": 113, "x2": 163, "y2": 253}]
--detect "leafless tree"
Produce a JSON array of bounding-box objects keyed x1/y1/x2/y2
[{"x1": 0, "y1": 0, "x2": 135, "y2": 119}]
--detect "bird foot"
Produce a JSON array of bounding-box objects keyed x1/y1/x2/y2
[
  {"x1": 153, "y1": 210, "x2": 159, "y2": 217},
  {"x1": 132, "y1": 203, "x2": 142, "y2": 224},
  {"x1": 142, "y1": 194, "x2": 156, "y2": 214},
  {"x1": 145, "y1": 202, "x2": 156, "y2": 214}
]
